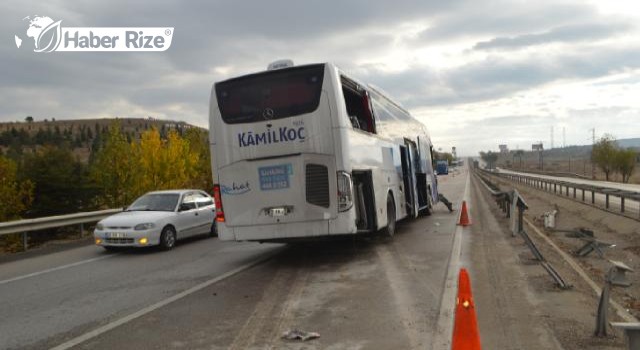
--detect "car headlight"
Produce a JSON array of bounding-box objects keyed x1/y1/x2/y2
[
  {"x1": 96, "y1": 223, "x2": 104, "y2": 230},
  {"x1": 134, "y1": 223, "x2": 156, "y2": 230}
]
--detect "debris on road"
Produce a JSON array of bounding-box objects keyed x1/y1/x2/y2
[
  {"x1": 281, "y1": 329, "x2": 320, "y2": 341},
  {"x1": 543, "y1": 210, "x2": 557, "y2": 229}
]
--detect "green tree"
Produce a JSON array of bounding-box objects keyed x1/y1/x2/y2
[
  {"x1": 615, "y1": 148, "x2": 637, "y2": 183},
  {"x1": 184, "y1": 128, "x2": 213, "y2": 191},
  {"x1": 135, "y1": 128, "x2": 164, "y2": 193},
  {"x1": 163, "y1": 130, "x2": 198, "y2": 189},
  {"x1": 592, "y1": 135, "x2": 617, "y2": 181},
  {"x1": 6, "y1": 139, "x2": 23, "y2": 161},
  {"x1": 434, "y1": 151, "x2": 454, "y2": 164},
  {"x1": 0, "y1": 155, "x2": 33, "y2": 222},
  {"x1": 480, "y1": 151, "x2": 499, "y2": 169},
  {"x1": 25, "y1": 116, "x2": 33, "y2": 123},
  {"x1": 20, "y1": 146, "x2": 94, "y2": 217},
  {"x1": 91, "y1": 122, "x2": 137, "y2": 207}
]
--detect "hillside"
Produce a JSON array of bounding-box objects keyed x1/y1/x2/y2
[
  {"x1": 0, "y1": 117, "x2": 204, "y2": 162},
  {"x1": 495, "y1": 137, "x2": 640, "y2": 183}
]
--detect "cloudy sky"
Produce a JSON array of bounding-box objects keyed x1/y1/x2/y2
[{"x1": 2, "y1": 0, "x2": 639, "y2": 155}]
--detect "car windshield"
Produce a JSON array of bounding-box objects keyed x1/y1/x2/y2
[{"x1": 127, "y1": 193, "x2": 180, "y2": 212}]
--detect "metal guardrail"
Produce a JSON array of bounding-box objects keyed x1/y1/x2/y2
[
  {"x1": 475, "y1": 170, "x2": 571, "y2": 289},
  {"x1": 480, "y1": 169, "x2": 640, "y2": 348},
  {"x1": 0, "y1": 209, "x2": 121, "y2": 251},
  {"x1": 502, "y1": 168, "x2": 590, "y2": 180},
  {"x1": 486, "y1": 169, "x2": 640, "y2": 220}
]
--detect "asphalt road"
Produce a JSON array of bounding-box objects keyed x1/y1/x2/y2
[
  {"x1": 496, "y1": 168, "x2": 640, "y2": 214},
  {"x1": 0, "y1": 170, "x2": 468, "y2": 350},
  {"x1": 497, "y1": 168, "x2": 640, "y2": 192},
  {"x1": 0, "y1": 237, "x2": 281, "y2": 349}
]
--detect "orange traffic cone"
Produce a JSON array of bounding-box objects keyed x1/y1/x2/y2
[
  {"x1": 458, "y1": 200, "x2": 471, "y2": 226},
  {"x1": 452, "y1": 268, "x2": 482, "y2": 350}
]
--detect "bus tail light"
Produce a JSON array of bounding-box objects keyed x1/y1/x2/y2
[
  {"x1": 213, "y1": 184, "x2": 225, "y2": 222},
  {"x1": 337, "y1": 171, "x2": 354, "y2": 212}
]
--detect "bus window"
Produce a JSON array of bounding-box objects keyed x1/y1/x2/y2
[
  {"x1": 341, "y1": 77, "x2": 376, "y2": 134},
  {"x1": 215, "y1": 64, "x2": 324, "y2": 124}
]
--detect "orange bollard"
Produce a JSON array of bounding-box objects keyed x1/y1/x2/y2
[
  {"x1": 458, "y1": 200, "x2": 471, "y2": 226},
  {"x1": 452, "y1": 268, "x2": 482, "y2": 350}
]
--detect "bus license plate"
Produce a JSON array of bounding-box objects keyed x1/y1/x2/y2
[{"x1": 269, "y1": 208, "x2": 286, "y2": 217}]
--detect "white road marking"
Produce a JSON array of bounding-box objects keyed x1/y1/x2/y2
[
  {"x1": 433, "y1": 171, "x2": 470, "y2": 350},
  {"x1": 0, "y1": 254, "x2": 117, "y2": 286},
  {"x1": 49, "y1": 248, "x2": 283, "y2": 350}
]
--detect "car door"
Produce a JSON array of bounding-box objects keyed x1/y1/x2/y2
[
  {"x1": 175, "y1": 192, "x2": 200, "y2": 237},
  {"x1": 194, "y1": 191, "x2": 216, "y2": 235}
]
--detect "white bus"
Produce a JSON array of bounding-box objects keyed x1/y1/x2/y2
[{"x1": 209, "y1": 61, "x2": 439, "y2": 242}]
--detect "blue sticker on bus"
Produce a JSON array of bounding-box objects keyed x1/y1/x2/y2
[{"x1": 258, "y1": 164, "x2": 293, "y2": 191}]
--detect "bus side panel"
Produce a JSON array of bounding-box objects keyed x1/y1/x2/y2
[{"x1": 342, "y1": 130, "x2": 406, "y2": 230}]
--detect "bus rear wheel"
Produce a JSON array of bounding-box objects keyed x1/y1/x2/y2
[{"x1": 382, "y1": 195, "x2": 396, "y2": 237}]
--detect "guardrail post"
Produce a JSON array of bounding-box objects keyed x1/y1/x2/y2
[
  {"x1": 554, "y1": 183, "x2": 557, "y2": 193},
  {"x1": 565, "y1": 186, "x2": 569, "y2": 196},
  {"x1": 518, "y1": 204, "x2": 524, "y2": 234},
  {"x1": 80, "y1": 223, "x2": 85, "y2": 238},
  {"x1": 582, "y1": 189, "x2": 585, "y2": 201},
  {"x1": 592, "y1": 191, "x2": 595, "y2": 204},
  {"x1": 22, "y1": 232, "x2": 28, "y2": 251},
  {"x1": 573, "y1": 187, "x2": 576, "y2": 198},
  {"x1": 621, "y1": 197, "x2": 625, "y2": 213},
  {"x1": 611, "y1": 323, "x2": 640, "y2": 350},
  {"x1": 595, "y1": 282, "x2": 610, "y2": 337},
  {"x1": 605, "y1": 194, "x2": 610, "y2": 209}
]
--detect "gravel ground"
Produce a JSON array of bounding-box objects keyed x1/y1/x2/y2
[{"x1": 478, "y1": 171, "x2": 638, "y2": 349}]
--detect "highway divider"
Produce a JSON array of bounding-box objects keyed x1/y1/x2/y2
[
  {"x1": 490, "y1": 169, "x2": 640, "y2": 221},
  {"x1": 475, "y1": 170, "x2": 571, "y2": 289}
]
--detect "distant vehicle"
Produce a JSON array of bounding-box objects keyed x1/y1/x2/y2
[
  {"x1": 209, "y1": 61, "x2": 439, "y2": 242},
  {"x1": 93, "y1": 190, "x2": 216, "y2": 251},
  {"x1": 436, "y1": 160, "x2": 449, "y2": 175}
]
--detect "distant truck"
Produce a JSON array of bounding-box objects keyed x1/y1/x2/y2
[{"x1": 436, "y1": 160, "x2": 449, "y2": 175}]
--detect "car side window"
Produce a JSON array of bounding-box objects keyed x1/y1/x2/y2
[
  {"x1": 194, "y1": 193, "x2": 214, "y2": 208},
  {"x1": 180, "y1": 194, "x2": 197, "y2": 211}
]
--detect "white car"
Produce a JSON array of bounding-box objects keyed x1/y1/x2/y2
[{"x1": 94, "y1": 190, "x2": 216, "y2": 251}]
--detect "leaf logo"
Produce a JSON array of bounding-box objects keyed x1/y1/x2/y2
[{"x1": 34, "y1": 20, "x2": 62, "y2": 53}]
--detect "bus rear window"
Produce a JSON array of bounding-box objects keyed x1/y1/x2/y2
[{"x1": 215, "y1": 64, "x2": 325, "y2": 124}]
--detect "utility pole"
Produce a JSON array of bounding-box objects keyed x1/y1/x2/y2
[{"x1": 590, "y1": 128, "x2": 596, "y2": 179}]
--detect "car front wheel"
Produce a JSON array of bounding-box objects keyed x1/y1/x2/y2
[{"x1": 159, "y1": 226, "x2": 177, "y2": 250}]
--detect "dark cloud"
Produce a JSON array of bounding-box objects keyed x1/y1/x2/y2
[
  {"x1": 1, "y1": 0, "x2": 640, "y2": 155},
  {"x1": 356, "y1": 46, "x2": 640, "y2": 109},
  {"x1": 474, "y1": 22, "x2": 632, "y2": 50},
  {"x1": 416, "y1": 1, "x2": 598, "y2": 43}
]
